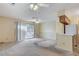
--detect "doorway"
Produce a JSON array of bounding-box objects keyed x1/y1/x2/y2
[{"x1": 17, "y1": 22, "x2": 34, "y2": 41}]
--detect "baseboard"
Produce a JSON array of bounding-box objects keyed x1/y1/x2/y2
[
  {"x1": 0, "y1": 41, "x2": 16, "y2": 44},
  {"x1": 55, "y1": 46, "x2": 73, "y2": 53}
]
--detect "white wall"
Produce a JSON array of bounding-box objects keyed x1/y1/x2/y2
[
  {"x1": 40, "y1": 21, "x2": 56, "y2": 40},
  {"x1": 56, "y1": 22, "x2": 64, "y2": 34}
]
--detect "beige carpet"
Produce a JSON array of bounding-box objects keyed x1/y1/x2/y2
[{"x1": 0, "y1": 38, "x2": 74, "y2": 56}]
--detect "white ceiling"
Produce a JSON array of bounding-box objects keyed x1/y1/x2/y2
[{"x1": 0, "y1": 3, "x2": 79, "y2": 21}]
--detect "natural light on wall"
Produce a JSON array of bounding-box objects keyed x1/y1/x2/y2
[
  {"x1": 72, "y1": 16, "x2": 79, "y2": 24},
  {"x1": 72, "y1": 10, "x2": 79, "y2": 24}
]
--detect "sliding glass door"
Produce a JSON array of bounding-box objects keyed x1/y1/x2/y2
[{"x1": 17, "y1": 22, "x2": 34, "y2": 41}]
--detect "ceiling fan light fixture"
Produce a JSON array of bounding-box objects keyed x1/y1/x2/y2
[
  {"x1": 30, "y1": 4, "x2": 39, "y2": 11},
  {"x1": 35, "y1": 19, "x2": 41, "y2": 23},
  {"x1": 35, "y1": 21, "x2": 40, "y2": 23},
  {"x1": 32, "y1": 17, "x2": 40, "y2": 23},
  {"x1": 30, "y1": 4, "x2": 34, "y2": 9},
  {"x1": 33, "y1": 5, "x2": 38, "y2": 11}
]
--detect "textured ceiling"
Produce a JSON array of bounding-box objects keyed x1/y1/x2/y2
[{"x1": 0, "y1": 3, "x2": 79, "y2": 21}]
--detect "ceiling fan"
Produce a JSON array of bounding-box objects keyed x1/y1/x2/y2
[
  {"x1": 30, "y1": 3, "x2": 49, "y2": 11},
  {"x1": 29, "y1": 3, "x2": 49, "y2": 23}
]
